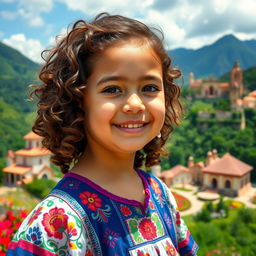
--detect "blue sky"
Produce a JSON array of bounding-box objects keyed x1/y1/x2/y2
[{"x1": 1, "y1": 0, "x2": 256, "y2": 63}]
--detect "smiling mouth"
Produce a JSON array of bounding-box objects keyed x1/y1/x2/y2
[
  {"x1": 116, "y1": 123, "x2": 145, "y2": 128},
  {"x1": 114, "y1": 121, "x2": 149, "y2": 130}
]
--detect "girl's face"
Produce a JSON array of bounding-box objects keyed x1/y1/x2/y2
[{"x1": 83, "y1": 40, "x2": 165, "y2": 155}]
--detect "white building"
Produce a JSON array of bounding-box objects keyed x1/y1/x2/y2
[{"x1": 3, "y1": 131, "x2": 54, "y2": 186}]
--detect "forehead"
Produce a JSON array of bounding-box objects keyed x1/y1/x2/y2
[{"x1": 88, "y1": 40, "x2": 163, "y2": 80}]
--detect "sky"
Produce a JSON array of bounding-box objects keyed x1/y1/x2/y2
[{"x1": 0, "y1": 0, "x2": 256, "y2": 63}]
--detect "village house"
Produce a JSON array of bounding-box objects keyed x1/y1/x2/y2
[
  {"x1": 155, "y1": 149, "x2": 253, "y2": 197},
  {"x1": 158, "y1": 165, "x2": 192, "y2": 187},
  {"x1": 3, "y1": 131, "x2": 54, "y2": 186},
  {"x1": 189, "y1": 62, "x2": 244, "y2": 110}
]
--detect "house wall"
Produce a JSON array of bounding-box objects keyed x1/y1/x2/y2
[
  {"x1": 16, "y1": 155, "x2": 50, "y2": 167},
  {"x1": 172, "y1": 172, "x2": 192, "y2": 186},
  {"x1": 25, "y1": 139, "x2": 42, "y2": 149}
]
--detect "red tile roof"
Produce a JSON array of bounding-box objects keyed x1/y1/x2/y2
[
  {"x1": 24, "y1": 131, "x2": 42, "y2": 140},
  {"x1": 202, "y1": 153, "x2": 253, "y2": 177},
  {"x1": 15, "y1": 147, "x2": 51, "y2": 156},
  {"x1": 3, "y1": 164, "x2": 32, "y2": 175},
  {"x1": 160, "y1": 165, "x2": 190, "y2": 178}
]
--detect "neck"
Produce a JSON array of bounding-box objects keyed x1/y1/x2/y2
[{"x1": 72, "y1": 142, "x2": 136, "y2": 181}]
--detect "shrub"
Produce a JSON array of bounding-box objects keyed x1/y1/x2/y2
[{"x1": 25, "y1": 178, "x2": 56, "y2": 199}]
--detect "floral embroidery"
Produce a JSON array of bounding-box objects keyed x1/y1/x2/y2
[
  {"x1": 26, "y1": 226, "x2": 42, "y2": 245},
  {"x1": 165, "y1": 240, "x2": 176, "y2": 256},
  {"x1": 28, "y1": 206, "x2": 44, "y2": 226},
  {"x1": 79, "y1": 191, "x2": 102, "y2": 211},
  {"x1": 68, "y1": 222, "x2": 78, "y2": 238},
  {"x1": 175, "y1": 212, "x2": 181, "y2": 225},
  {"x1": 42, "y1": 207, "x2": 68, "y2": 239},
  {"x1": 138, "y1": 218, "x2": 157, "y2": 240},
  {"x1": 85, "y1": 250, "x2": 93, "y2": 256},
  {"x1": 163, "y1": 212, "x2": 172, "y2": 228},
  {"x1": 149, "y1": 200, "x2": 155, "y2": 210},
  {"x1": 149, "y1": 178, "x2": 162, "y2": 195},
  {"x1": 126, "y1": 212, "x2": 164, "y2": 244},
  {"x1": 62, "y1": 180, "x2": 81, "y2": 190},
  {"x1": 120, "y1": 205, "x2": 132, "y2": 216},
  {"x1": 137, "y1": 250, "x2": 150, "y2": 256},
  {"x1": 103, "y1": 228, "x2": 119, "y2": 248}
]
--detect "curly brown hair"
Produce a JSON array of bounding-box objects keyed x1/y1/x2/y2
[{"x1": 30, "y1": 13, "x2": 183, "y2": 174}]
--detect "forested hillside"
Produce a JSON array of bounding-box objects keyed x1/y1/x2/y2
[
  {"x1": 0, "y1": 42, "x2": 40, "y2": 113},
  {"x1": 160, "y1": 99, "x2": 256, "y2": 183}
]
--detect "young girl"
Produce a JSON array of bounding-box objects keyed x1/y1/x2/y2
[{"x1": 7, "y1": 13, "x2": 198, "y2": 256}]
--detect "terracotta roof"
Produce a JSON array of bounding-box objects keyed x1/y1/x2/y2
[
  {"x1": 160, "y1": 165, "x2": 190, "y2": 178},
  {"x1": 202, "y1": 153, "x2": 253, "y2": 177},
  {"x1": 24, "y1": 131, "x2": 42, "y2": 140},
  {"x1": 244, "y1": 96, "x2": 256, "y2": 102},
  {"x1": 15, "y1": 147, "x2": 52, "y2": 156},
  {"x1": 3, "y1": 164, "x2": 32, "y2": 175},
  {"x1": 248, "y1": 90, "x2": 256, "y2": 97},
  {"x1": 219, "y1": 82, "x2": 229, "y2": 87},
  {"x1": 194, "y1": 161, "x2": 205, "y2": 168}
]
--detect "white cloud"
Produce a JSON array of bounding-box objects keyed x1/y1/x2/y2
[
  {"x1": 59, "y1": 0, "x2": 152, "y2": 17},
  {"x1": 17, "y1": 0, "x2": 54, "y2": 27},
  {"x1": 3, "y1": 33, "x2": 44, "y2": 63}
]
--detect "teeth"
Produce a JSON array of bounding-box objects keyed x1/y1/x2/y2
[{"x1": 119, "y1": 124, "x2": 144, "y2": 128}]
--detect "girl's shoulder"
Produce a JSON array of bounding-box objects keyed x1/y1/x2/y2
[
  {"x1": 138, "y1": 169, "x2": 178, "y2": 210},
  {"x1": 7, "y1": 194, "x2": 90, "y2": 256}
]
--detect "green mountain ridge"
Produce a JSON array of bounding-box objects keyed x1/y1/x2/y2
[
  {"x1": 170, "y1": 34, "x2": 256, "y2": 84},
  {"x1": 0, "y1": 41, "x2": 40, "y2": 113}
]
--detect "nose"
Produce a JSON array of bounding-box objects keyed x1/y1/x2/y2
[{"x1": 123, "y1": 93, "x2": 145, "y2": 113}]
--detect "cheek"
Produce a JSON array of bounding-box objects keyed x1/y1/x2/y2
[
  {"x1": 89, "y1": 102, "x2": 117, "y2": 125},
  {"x1": 149, "y1": 96, "x2": 166, "y2": 124}
]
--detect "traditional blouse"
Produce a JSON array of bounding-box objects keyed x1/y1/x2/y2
[{"x1": 7, "y1": 169, "x2": 198, "y2": 256}]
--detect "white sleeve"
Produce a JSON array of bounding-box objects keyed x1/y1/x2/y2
[{"x1": 7, "y1": 195, "x2": 93, "y2": 256}]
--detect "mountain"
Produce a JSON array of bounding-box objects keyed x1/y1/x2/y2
[
  {"x1": 0, "y1": 42, "x2": 40, "y2": 113},
  {"x1": 169, "y1": 34, "x2": 256, "y2": 85}
]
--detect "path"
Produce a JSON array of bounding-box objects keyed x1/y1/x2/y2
[{"x1": 171, "y1": 186, "x2": 204, "y2": 216}]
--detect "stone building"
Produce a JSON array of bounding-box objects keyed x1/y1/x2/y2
[
  {"x1": 155, "y1": 149, "x2": 253, "y2": 197},
  {"x1": 158, "y1": 165, "x2": 192, "y2": 187},
  {"x1": 189, "y1": 62, "x2": 244, "y2": 110},
  {"x1": 188, "y1": 150, "x2": 253, "y2": 197},
  {"x1": 3, "y1": 131, "x2": 54, "y2": 186}
]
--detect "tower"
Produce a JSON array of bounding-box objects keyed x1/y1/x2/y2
[{"x1": 230, "y1": 61, "x2": 244, "y2": 110}]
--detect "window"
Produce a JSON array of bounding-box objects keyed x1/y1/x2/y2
[{"x1": 225, "y1": 180, "x2": 231, "y2": 189}]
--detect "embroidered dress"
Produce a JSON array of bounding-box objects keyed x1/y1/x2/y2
[{"x1": 7, "y1": 169, "x2": 198, "y2": 256}]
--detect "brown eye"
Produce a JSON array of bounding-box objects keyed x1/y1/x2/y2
[
  {"x1": 102, "y1": 86, "x2": 122, "y2": 94},
  {"x1": 142, "y1": 84, "x2": 160, "y2": 92}
]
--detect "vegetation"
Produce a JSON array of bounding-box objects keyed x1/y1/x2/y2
[
  {"x1": 25, "y1": 178, "x2": 57, "y2": 199},
  {"x1": 161, "y1": 96, "x2": 256, "y2": 183},
  {"x1": 187, "y1": 207, "x2": 256, "y2": 256}
]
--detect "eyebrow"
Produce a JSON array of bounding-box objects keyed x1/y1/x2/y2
[{"x1": 96, "y1": 75, "x2": 162, "y2": 86}]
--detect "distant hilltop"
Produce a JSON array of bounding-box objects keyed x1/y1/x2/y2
[{"x1": 169, "y1": 34, "x2": 256, "y2": 84}]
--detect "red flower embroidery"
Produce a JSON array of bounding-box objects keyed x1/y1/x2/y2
[
  {"x1": 28, "y1": 206, "x2": 44, "y2": 226},
  {"x1": 165, "y1": 240, "x2": 176, "y2": 256},
  {"x1": 67, "y1": 222, "x2": 78, "y2": 238},
  {"x1": 138, "y1": 218, "x2": 157, "y2": 240},
  {"x1": 42, "y1": 207, "x2": 68, "y2": 239},
  {"x1": 79, "y1": 191, "x2": 102, "y2": 211},
  {"x1": 137, "y1": 250, "x2": 150, "y2": 256},
  {"x1": 85, "y1": 250, "x2": 93, "y2": 256},
  {"x1": 149, "y1": 178, "x2": 162, "y2": 195},
  {"x1": 149, "y1": 201, "x2": 155, "y2": 209},
  {"x1": 120, "y1": 206, "x2": 132, "y2": 216}
]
